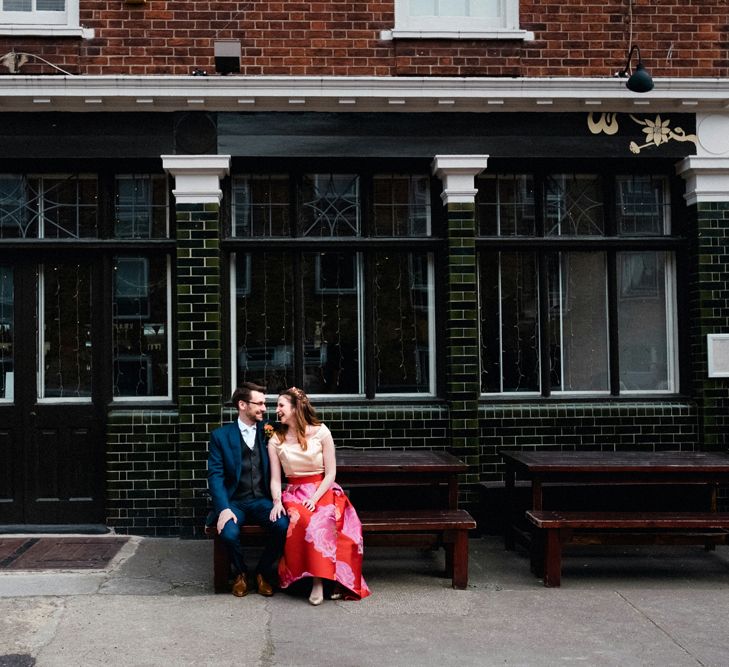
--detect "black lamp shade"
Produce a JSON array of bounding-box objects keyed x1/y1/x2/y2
[{"x1": 626, "y1": 62, "x2": 654, "y2": 93}]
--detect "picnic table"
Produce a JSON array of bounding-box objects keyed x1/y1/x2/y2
[
  {"x1": 500, "y1": 450, "x2": 729, "y2": 585},
  {"x1": 336, "y1": 449, "x2": 467, "y2": 510}
]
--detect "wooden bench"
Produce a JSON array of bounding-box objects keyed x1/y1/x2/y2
[
  {"x1": 207, "y1": 508, "x2": 476, "y2": 592},
  {"x1": 526, "y1": 510, "x2": 729, "y2": 587}
]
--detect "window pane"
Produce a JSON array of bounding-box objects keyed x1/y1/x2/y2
[
  {"x1": 545, "y1": 174, "x2": 604, "y2": 236},
  {"x1": 548, "y1": 252, "x2": 609, "y2": 392},
  {"x1": 470, "y1": 0, "x2": 500, "y2": 17},
  {"x1": 480, "y1": 252, "x2": 540, "y2": 393},
  {"x1": 0, "y1": 266, "x2": 13, "y2": 401},
  {"x1": 373, "y1": 174, "x2": 430, "y2": 236},
  {"x1": 37, "y1": 0, "x2": 64, "y2": 9},
  {"x1": 616, "y1": 175, "x2": 669, "y2": 235},
  {"x1": 477, "y1": 174, "x2": 535, "y2": 236},
  {"x1": 115, "y1": 175, "x2": 168, "y2": 239},
  {"x1": 300, "y1": 174, "x2": 359, "y2": 237},
  {"x1": 39, "y1": 177, "x2": 98, "y2": 239},
  {"x1": 303, "y1": 252, "x2": 360, "y2": 394},
  {"x1": 113, "y1": 256, "x2": 169, "y2": 398},
  {"x1": 3, "y1": 0, "x2": 32, "y2": 10},
  {"x1": 410, "y1": 0, "x2": 435, "y2": 15},
  {"x1": 374, "y1": 252, "x2": 431, "y2": 393},
  {"x1": 40, "y1": 263, "x2": 92, "y2": 398},
  {"x1": 235, "y1": 253, "x2": 294, "y2": 391},
  {"x1": 233, "y1": 175, "x2": 290, "y2": 237},
  {"x1": 0, "y1": 176, "x2": 33, "y2": 239},
  {"x1": 618, "y1": 252, "x2": 671, "y2": 391},
  {"x1": 439, "y1": 0, "x2": 467, "y2": 16}
]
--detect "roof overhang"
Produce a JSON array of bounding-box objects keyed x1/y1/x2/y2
[{"x1": 0, "y1": 75, "x2": 728, "y2": 113}]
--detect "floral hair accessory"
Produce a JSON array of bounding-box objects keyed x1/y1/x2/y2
[
  {"x1": 264, "y1": 423, "x2": 275, "y2": 440},
  {"x1": 288, "y1": 386, "x2": 306, "y2": 401}
]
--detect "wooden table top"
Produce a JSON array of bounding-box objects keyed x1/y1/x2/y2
[
  {"x1": 336, "y1": 449, "x2": 467, "y2": 473},
  {"x1": 499, "y1": 450, "x2": 729, "y2": 474}
]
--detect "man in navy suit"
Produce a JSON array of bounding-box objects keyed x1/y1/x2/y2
[{"x1": 208, "y1": 382, "x2": 289, "y2": 597}]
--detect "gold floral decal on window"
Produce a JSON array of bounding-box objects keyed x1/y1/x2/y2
[{"x1": 587, "y1": 112, "x2": 697, "y2": 154}]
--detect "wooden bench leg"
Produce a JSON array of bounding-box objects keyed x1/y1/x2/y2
[
  {"x1": 542, "y1": 528, "x2": 562, "y2": 588},
  {"x1": 530, "y1": 527, "x2": 545, "y2": 578},
  {"x1": 451, "y1": 530, "x2": 469, "y2": 589},
  {"x1": 213, "y1": 536, "x2": 230, "y2": 594}
]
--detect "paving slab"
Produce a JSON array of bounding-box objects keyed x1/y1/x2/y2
[{"x1": 0, "y1": 536, "x2": 728, "y2": 666}]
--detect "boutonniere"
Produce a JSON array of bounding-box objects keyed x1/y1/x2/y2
[{"x1": 264, "y1": 424, "x2": 275, "y2": 440}]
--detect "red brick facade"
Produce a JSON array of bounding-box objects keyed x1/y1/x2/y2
[{"x1": 1, "y1": 0, "x2": 726, "y2": 78}]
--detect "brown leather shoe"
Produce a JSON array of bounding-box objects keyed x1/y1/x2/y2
[
  {"x1": 256, "y1": 573, "x2": 274, "y2": 597},
  {"x1": 232, "y1": 573, "x2": 249, "y2": 597}
]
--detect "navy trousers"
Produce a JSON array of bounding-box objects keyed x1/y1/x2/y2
[{"x1": 219, "y1": 497, "x2": 289, "y2": 582}]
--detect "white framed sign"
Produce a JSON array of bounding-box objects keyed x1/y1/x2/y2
[{"x1": 707, "y1": 333, "x2": 729, "y2": 377}]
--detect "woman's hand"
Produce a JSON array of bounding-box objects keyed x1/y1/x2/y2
[
  {"x1": 269, "y1": 500, "x2": 287, "y2": 522},
  {"x1": 302, "y1": 498, "x2": 316, "y2": 512}
]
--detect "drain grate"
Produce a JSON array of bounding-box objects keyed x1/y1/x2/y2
[{"x1": 0, "y1": 537, "x2": 128, "y2": 570}]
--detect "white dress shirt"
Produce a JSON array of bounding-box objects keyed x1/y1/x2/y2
[{"x1": 237, "y1": 419, "x2": 257, "y2": 450}]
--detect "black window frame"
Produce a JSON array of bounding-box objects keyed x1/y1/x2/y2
[
  {"x1": 222, "y1": 158, "x2": 446, "y2": 401},
  {"x1": 476, "y1": 159, "x2": 688, "y2": 400}
]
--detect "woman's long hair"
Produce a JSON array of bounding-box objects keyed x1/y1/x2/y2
[{"x1": 277, "y1": 387, "x2": 320, "y2": 451}]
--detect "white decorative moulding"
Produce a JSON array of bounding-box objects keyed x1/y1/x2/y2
[
  {"x1": 707, "y1": 334, "x2": 729, "y2": 378},
  {"x1": 431, "y1": 155, "x2": 489, "y2": 205},
  {"x1": 676, "y1": 156, "x2": 729, "y2": 206},
  {"x1": 161, "y1": 155, "x2": 231, "y2": 204}
]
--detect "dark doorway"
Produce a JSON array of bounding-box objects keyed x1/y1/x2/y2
[{"x1": 0, "y1": 261, "x2": 105, "y2": 524}]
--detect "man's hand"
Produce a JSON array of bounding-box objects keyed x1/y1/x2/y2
[
  {"x1": 269, "y1": 500, "x2": 287, "y2": 522},
  {"x1": 216, "y1": 508, "x2": 237, "y2": 534}
]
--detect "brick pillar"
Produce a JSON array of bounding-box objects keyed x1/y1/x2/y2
[
  {"x1": 677, "y1": 152, "x2": 729, "y2": 451},
  {"x1": 432, "y1": 155, "x2": 488, "y2": 506},
  {"x1": 163, "y1": 155, "x2": 230, "y2": 535}
]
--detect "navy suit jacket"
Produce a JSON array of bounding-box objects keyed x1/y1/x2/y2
[{"x1": 207, "y1": 420, "x2": 272, "y2": 516}]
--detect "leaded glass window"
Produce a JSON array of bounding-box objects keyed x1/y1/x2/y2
[
  {"x1": 0, "y1": 175, "x2": 97, "y2": 239},
  {"x1": 230, "y1": 171, "x2": 435, "y2": 397},
  {"x1": 478, "y1": 172, "x2": 677, "y2": 396}
]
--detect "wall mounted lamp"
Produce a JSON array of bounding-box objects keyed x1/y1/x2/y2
[
  {"x1": 617, "y1": 45, "x2": 654, "y2": 93},
  {"x1": 214, "y1": 40, "x2": 241, "y2": 75}
]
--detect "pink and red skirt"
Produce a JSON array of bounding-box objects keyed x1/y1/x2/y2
[{"x1": 278, "y1": 474, "x2": 371, "y2": 600}]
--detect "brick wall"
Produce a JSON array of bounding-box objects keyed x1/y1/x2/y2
[
  {"x1": 690, "y1": 203, "x2": 729, "y2": 451},
  {"x1": 445, "y1": 202, "x2": 481, "y2": 506},
  {"x1": 1, "y1": 0, "x2": 726, "y2": 77},
  {"x1": 479, "y1": 400, "x2": 700, "y2": 481},
  {"x1": 106, "y1": 409, "x2": 179, "y2": 536},
  {"x1": 176, "y1": 202, "x2": 224, "y2": 537}
]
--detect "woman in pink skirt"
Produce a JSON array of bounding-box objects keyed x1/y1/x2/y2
[{"x1": 267, "y1": 386, "x2": 370, "y2": 605}]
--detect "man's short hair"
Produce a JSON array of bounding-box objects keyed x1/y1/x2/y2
[{"x1": 231, "y1": 381, "x2": 266, "y2": 407}]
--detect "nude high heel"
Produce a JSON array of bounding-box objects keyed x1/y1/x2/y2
[{"x1": 308, "y1": 577, "x2": 324, "y2": 606}]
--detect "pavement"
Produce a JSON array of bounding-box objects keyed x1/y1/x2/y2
[{"x1": 1, "y1": 534, "x2": 729, "y2": 666}]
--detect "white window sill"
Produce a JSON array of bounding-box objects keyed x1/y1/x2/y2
[
  {"x1": 382, "y1": 28, "x2": 534, "y2": 40},
  {"x1": 0, "y1": 25, "x2": 94, "y2": 37}
]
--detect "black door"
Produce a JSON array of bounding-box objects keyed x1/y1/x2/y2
[{"x1": 0, "y1": 260, "x2": 105, "y2": 525}]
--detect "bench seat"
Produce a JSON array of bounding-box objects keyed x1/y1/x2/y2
[
  {"x1": 208, "y1": 508, "x2": 476, "y2": 592},
  {"x1": 526, "y1": 510, "x2": 729, "y2": 587}
]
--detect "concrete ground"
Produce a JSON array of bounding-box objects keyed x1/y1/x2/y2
[{"x1": 1, "y1": 535, "x2": 729, "y2": 666}]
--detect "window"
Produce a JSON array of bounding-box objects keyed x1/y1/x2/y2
[
  {"x1": 230, "y1": 172, "x2": 436, "y2": 398},
  {"x1": 392, "y1": 0, "x2": 531, "y2": 40},
  {"x1": 112, "y1": 175, "x2": 171, "y2": 400},
  {"x1": 478, "y1": 172, "x2": 678, "y2": 396},
  {"x1": 0, "y1": 0, "x2": 88, "y2": 36},
  {"x1": 0, "y1": 174, "x2": 97, "y2": 239}
]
